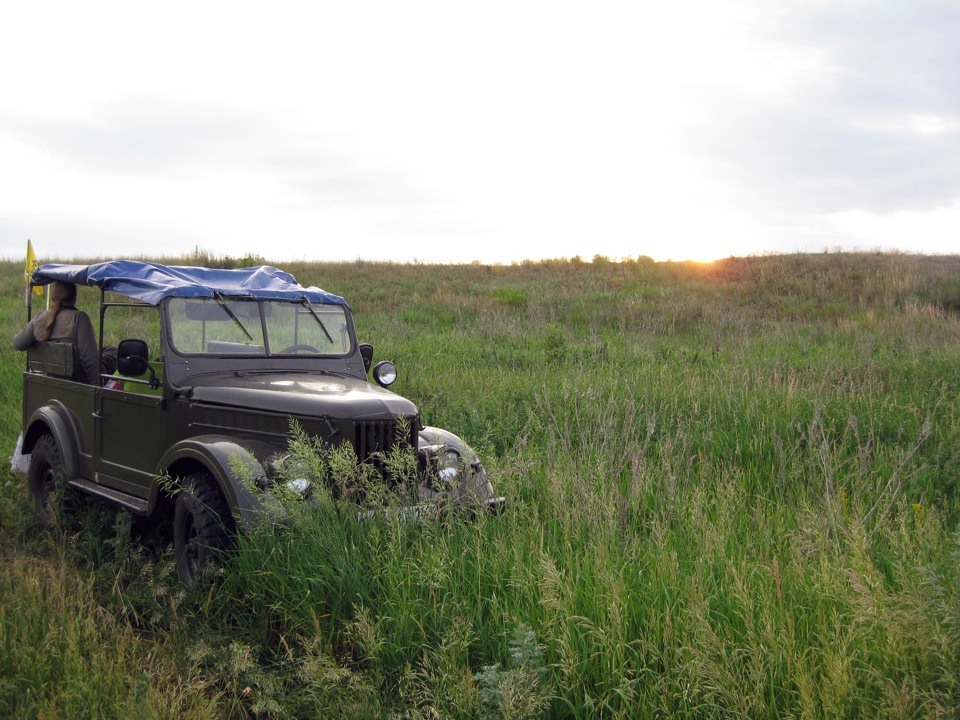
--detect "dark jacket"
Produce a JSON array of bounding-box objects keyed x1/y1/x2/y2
[{"x1": 13, "y1": 305, "x2": 100, "y2": 385}]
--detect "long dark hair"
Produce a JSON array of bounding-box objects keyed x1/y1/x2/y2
[{"x1": 37, "y1": 281, "x2": 78, "y2": 342}]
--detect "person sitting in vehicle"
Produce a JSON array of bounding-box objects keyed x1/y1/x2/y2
[{"x1": 13, "y1": 280, "x2": 100, "y2": 385}]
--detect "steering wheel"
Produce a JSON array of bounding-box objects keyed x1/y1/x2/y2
[{"x1": 280, "y1": 344, "x2": 321, "y2": 354}]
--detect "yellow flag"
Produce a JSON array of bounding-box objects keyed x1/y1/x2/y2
[{"x1": 25, "y1": 239, "x2": 42, "y2": 298}]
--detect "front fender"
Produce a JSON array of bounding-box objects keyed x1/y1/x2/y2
[
  {"x1": 158, "y1": 435, "x2": 277, "y2": 527},
  {"x1": 418, "y1": 425, "x2": 497, "y2": 504},
  {"x1": 23, "y1": 401, "x2": 83, "y2": 481},
  {"x1": 418, "y1": 426, "x2": 480, "y2": 464}
]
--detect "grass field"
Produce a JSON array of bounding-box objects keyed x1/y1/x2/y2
[{"x1": 1, "y1": 251, "x2": 958, "y2": 718}]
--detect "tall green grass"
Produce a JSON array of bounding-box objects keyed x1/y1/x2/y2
[{"x1": 1, "y1": 252, "x2": 959, "y2": 717}]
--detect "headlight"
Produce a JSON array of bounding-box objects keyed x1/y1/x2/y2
[
  {"x1": 284, "y1": 478, "x2": 312, "y2": 499},
  {"x1": 435, "y1": 448, "x2": 461, "y2": 484},
  {"x1": 264, "y1": 454, "x2": 314, "y2": 500}
]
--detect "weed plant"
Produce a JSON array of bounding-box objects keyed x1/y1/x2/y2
[{"x1": 0, "y1": 253, "x2": 959, "y2": 717}]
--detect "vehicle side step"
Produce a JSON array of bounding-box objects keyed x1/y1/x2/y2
[{"x1": 68, "y1": 478, "x2": 149, "y2": 515}]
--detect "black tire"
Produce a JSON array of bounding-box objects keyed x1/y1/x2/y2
[
  {"x1": 28, "y1": 434, "x2": 64, "y2": 528},
  {"x1": 173, "y1": 472, "x2": 232, "y2": 587}
]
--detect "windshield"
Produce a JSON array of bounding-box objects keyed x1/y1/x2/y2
[{"x1": 167, "y1": 297, "x2": 352, "y2": 356}]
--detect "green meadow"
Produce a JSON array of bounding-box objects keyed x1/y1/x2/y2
[{"x1": 0, "y1": 252, "x2": 958, "y2": 718}]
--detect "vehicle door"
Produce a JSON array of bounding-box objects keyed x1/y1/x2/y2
[{"x1": 93, "y1": 302, "x2": 166, "y2": 498}]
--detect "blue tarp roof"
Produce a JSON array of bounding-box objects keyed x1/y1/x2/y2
[{"x1": 31, "y1": 261, "x2": 347, "y2": 306}]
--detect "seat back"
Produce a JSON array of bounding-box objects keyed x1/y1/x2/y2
[{"x1": 27, "y1": 341, "x2": 75, "y2": 378}]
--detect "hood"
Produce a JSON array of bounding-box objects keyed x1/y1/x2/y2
[{"x1": 186, "y1": 372, "x2": 418, "y2": 420}]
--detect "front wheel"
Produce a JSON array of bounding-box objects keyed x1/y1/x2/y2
[{"x1": 173, "y1": 472, "x2": 232, "y2": 587}]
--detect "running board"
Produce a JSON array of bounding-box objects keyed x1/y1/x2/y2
[{"x1": 68, "y1": 478, "x2": 150, "y2": 515}]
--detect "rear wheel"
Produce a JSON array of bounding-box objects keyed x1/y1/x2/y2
[
  {"x1": 173, "y1": 472, "x2": 232, "y2": 587},
  {"x1": 28, "y1": 434, "x2": 65, "y2": 527}
]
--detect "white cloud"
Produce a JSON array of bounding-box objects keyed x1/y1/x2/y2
[{"x1": 0, "y1": 0, "x2": 958, "y2": 264}]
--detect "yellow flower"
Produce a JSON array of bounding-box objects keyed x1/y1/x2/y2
[{"x1": 911, "y1": 502, "x2": 925, "y2": 524}]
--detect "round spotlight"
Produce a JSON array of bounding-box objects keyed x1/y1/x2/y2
[{"x1": 373, "y1": 360, "x2": 398, "y2": 387}]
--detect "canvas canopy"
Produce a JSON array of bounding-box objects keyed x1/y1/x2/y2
[{"x1": 31, "y1": 261, "x2": 347, "y2": 307}]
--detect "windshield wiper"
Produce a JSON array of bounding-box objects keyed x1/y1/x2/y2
[
  {"x1": 213, "y1": 293, "x2": 254, "y2": 342},
  {"x1": 300, "y1": 298, "x2": 334, "y2": 344}
]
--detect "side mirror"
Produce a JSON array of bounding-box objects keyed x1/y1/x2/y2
[
  {"x1": 372, "y1": 360, "x2": 397, "y2": 388},
  {"x1": 359, "y1": 343, "x2": 374, "y2": 374},
  {"x1": 117, "y1": 338, "x2": 149, "y2": 377},
  {"x1": 117, "y1": 338, "x2": 159, "y2": 389}
]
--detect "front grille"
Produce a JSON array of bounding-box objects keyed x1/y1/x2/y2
[
  {"x1": 353, "y1": 416, "x2": 418, "y2": 477},
  {"x1": 354, "y1": 420, "x2": 396, "y2": 463}
]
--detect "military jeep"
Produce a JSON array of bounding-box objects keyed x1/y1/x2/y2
[{"x1": 19, "y1": 261, "x2": 503, "y2": 584}]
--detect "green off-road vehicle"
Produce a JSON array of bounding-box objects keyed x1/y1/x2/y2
[{"x1": 18, "y1": 261, "x2": 503, "y2": 584}]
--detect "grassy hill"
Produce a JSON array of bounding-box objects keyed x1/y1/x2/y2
[{"x1": 1, "y1": 252, "x2": 958, "y2": 718}]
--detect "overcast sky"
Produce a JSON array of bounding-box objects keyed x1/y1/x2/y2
[{"x1": 1, "y1": 0, "x2": 957, "y2": 264}]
